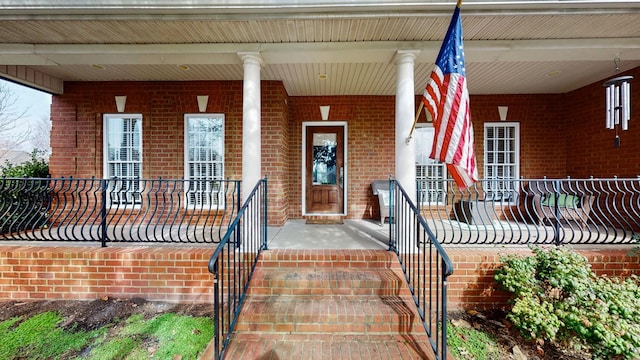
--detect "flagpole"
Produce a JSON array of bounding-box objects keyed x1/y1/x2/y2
[
  {"x1": 406, "y1": 0, "x2": 462, "y2": 145},
  {"x1": 406, "y1": 101, "x2": 424, "y2": 144}
]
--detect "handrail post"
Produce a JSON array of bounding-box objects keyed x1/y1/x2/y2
[
  {"x1": 236, "y1": 180, "x2": 242, "y2": 249},
  {"x1": 212, "y1": 261, "x2": 220, "y2": 360},
  {"x1": 100, "y1": 178, "x2": 108, "y2": 248},
  {"x1": 441, "y1": 259, "x2": 449, "y2": 360},
  {"x1": 388, "y1": 177, "x2": 396, "y2": 252},
  {"x1": 262, "y1": 176, "x2": 268, "y2": 251}
]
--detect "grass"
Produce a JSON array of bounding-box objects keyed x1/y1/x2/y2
[
  {"x1": 447, "y1": 321, "x2": 506, "y2": 360},
  {"x1": 0, "y1": 311, "x2": 213, "y2": 360}
]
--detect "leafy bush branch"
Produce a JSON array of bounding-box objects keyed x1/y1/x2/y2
[{"x1": 495, "y1": 246, "x2": 640, "y2": 359}]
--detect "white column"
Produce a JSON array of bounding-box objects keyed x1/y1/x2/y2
[
  {"x1": 239, "y1": 52, "x2": 263, "y2": 202},
  {"x1": 394, "y1": 50, "x2": 419, "y2": 204}
]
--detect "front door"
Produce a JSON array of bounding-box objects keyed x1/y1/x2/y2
[{"x1": 305, "y1": 125, "x2": 345, "y2": 215}]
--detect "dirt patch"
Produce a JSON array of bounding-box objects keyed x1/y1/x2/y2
[
  {"x1": 450, "y1": 309, "x2": 591, "y2": 360},
  {"x1": 0, "y1": 297, "x2": 213, "y2": 332}
]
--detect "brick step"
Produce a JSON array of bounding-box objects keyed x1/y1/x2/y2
[
  {"x1": 257, "y1": 249, "x2": 398, "y2": 269},
  {"x1": 235, "y1": 295, "x2": 424, "y2": 334},
  {"x1": 224, "y1": 334, "x2": 434, "y2": 360},
  {"x1": 247, "y1": 267, "x2": 410, "y2": 296},
  {"x1": 222, "y1": 249, "x2": 437, "y2": 359}
]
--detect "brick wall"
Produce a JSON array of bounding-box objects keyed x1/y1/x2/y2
[
  {"x1": 0, "y1": 246, "x2": 214, "y2": 302},
  {"x1": 50, "y1": 80, "x2": 289, "y2": 226},
  {"x1": 50, "y1": 69, "x2": 639, "y2": 223},
  {"x1": 288, "y1": 96, "x2": 396, "y2": 219},
  {"x1": 2, "y1": 245, "x2": 638, "y2": 309},
  {"x1": 563, "y1": 67, "x2": 640, "y2": 178},
  {"x1": 446, "y1": 247, "x2": 640, "y2": 310}
]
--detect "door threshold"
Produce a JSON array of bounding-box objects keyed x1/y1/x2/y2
[{"x1": 304, "y1": 215, "x2": 345, "y2": 225}]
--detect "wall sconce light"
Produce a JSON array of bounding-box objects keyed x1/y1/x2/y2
[
  {"x1": 197, "y1": 95, "x2": 209, "y2": 113},
  {"x1": 498, "y1": 106, "x2": 508, "y2": 121},
  {"x1": 320, "y1": 105, "x2": 330, "y2": 121},
  {"x1": 603, "y1": 58, "x2": 633, "y2": 147},
  {"x1": 115, "y1": 96, "x2": 127, "y2": 113}
]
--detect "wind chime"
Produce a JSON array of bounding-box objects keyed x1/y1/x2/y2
[{"x1": 603, "y1": 58, "x2": 633, "y2": 147}]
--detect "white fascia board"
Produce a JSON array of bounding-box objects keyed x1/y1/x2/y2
[
  {"x1": 0, "y1": 0, "x2": 639, "y2": 18},
  {"x1": 1, "y1": 38, "x2": 638, "y2": 66}
]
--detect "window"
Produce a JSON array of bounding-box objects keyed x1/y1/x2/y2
[
  {"x1": 484, "y1": 122, "x2": 520, "y2": 202},
  {"x1": 414, "y1": 125, "x2": 447, "y2": 205},
  {"x1": 184, "y1": 114, "x2": 224, "y2": 208},
  {"x1": 103, "y1": 114, "x2": 143, "y2": 207}
]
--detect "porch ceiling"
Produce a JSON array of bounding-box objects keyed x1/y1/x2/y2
[{"x1": 0, "y1": 0, "x2": 639, "y2": 96}]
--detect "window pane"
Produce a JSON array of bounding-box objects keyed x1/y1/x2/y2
[
  {"x1": 414, "y1": 126, "x2": 447, "y2": 204},
  {"x1": 312, "y1": 133, "x2": 337, "y2": 185},
  {"x1": 185, "y1": 114, "x2": 225, "y2": 207},
  {"x1": 484, "y1": 123, "x2": 519, "y2": 201},
  {"x1": 104, "y1": 115, "x2": 143, "y2": 206}
]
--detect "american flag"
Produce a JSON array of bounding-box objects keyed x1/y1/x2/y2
[{"x1": 422, "y1": 4, "x2": 477, "y2": 189}]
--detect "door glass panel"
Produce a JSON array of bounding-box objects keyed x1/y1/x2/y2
[{"x1": 312, "y1": 133, "x2": 337, "y2": 185}]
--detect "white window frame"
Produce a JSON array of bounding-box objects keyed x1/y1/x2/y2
[
  {"x1": 103, "y1": 114, "x2": 143, "y2": 208},
  {"x1": 184, "y1": 113, "x2": 225, "y2": 209},
  {"x1": 414, "y1": 124, "x2": 447, "y2": 205},
  {"x1": 484, "y1": 122, "x2": 520, "y2": 203}
]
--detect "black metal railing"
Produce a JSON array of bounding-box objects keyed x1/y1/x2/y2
[
  {"x1": 389, "y1": 179, "x2": 454, "y2": 360},
  {"x1": 207, "y1": 177, "x2": 267, "y2": 360},
  {"x1": 418, "y1": 177, "x2": 640, "y2": 245},
  {"x1": 0, "y1": 177, "x2": 241, "y2": 246}
]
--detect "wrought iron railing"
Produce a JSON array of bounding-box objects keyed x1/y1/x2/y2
[
  {"x1": 207, "y1": 177, "x2": 267, "y2": 360},
  {"x1": 389, "y1": 179, "x2": 454, "y2": 360},
  {"x1": 418, "y1": 177, "x2": 640, "y2": 245},
  {"x1": 0, "y1": 177, "x2": 241, "y2": 246}
]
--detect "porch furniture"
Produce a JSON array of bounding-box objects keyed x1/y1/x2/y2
[
  {"x1": 454, "y1": 200, "x2": 496, "y2": 225},
  {"x1": 371, "y1": 180, "x2": 390, "y2": 225},
  {"x1": 520, "y1": 181, "x2": 594, "y2": 228}
]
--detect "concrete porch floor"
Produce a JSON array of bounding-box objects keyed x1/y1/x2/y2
[{"x1": 266, "y1": 219, "x2": 390, "y2": 250}]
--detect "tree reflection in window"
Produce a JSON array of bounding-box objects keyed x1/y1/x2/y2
[{"x1": 312, "y1": 133, "x2": 337, "y2": 185}]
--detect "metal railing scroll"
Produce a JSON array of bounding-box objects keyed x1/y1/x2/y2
[
  {"x1": 418, "y1": 177, "x2": 640, "y2": 245},
  {"x1": 389, "y1": 179, "x2": 454, "y2": 360},
  {"x1": 0, "y1": 177, "x2": 241, "y2": 246},
  {"x1": 207, "y1": 177, "x2": 267, "y2": 360}
]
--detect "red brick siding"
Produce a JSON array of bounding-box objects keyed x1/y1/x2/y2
[
  {"x1": 563, "y1": 67, "x2": 640, "y2": 178},
  {"x1": 467, "y1": 94, "x2": 566, "y2": 179},
  {"x1": 446, "y1": 247, "x2": 640, "y2": 310},
  {"x1": 50, "y1": 81, "x2": 289, "y2": 226},
  {"x1": 288, "y1": 96, "x2": 396, "y2": 219},
  {"x1": 2, "y1": 246, "x2": 638, "y2": 309},
  {"x1": 0, "y1": 246, "x2": 213, "y2": 302},
  {"x1": 50, "y1": 68, "x2": 639, "y2": 222}
]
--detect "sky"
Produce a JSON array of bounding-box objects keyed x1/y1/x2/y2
[{"x1": 0, "y1": 79, "x2": 52, "y2": 152}]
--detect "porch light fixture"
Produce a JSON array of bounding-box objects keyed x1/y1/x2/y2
[
  {"x1": 197, "y1": 95, "x2": 209, "y2": 112},
  {"x1": 115, "y1": 96, "x2": 127, "y2": 113},
  {"x1": 320, "y1": 105, "x2": 330, "y2": 121},
  {"x1": 603, "y1": 58, "x2": 633, "y2": 147}
]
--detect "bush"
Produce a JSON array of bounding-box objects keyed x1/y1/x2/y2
[
  {"x1": 495, "y1": 246, "x2": 640, "y2": 359},
  {"x1": 0, "y1": 149, "x2": 50, "y2": 234},
  {"x1": 0, "y1": 149, "x2": 49, "y2": 177}
]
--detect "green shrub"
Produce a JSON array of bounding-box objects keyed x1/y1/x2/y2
[
  {"x1": 0, "y1": 149, "x2": 49, "y2": 177},
  {"x1": 0, "y1": 149, "x2": 50, "y2": 234},
  {"x1": 495, "y1": 246, "x2": 640, "y2": 359}
]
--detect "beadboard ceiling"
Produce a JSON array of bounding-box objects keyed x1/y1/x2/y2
[{"x1": 0, "y1": 0, "x2": 639, "y2": 95}]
